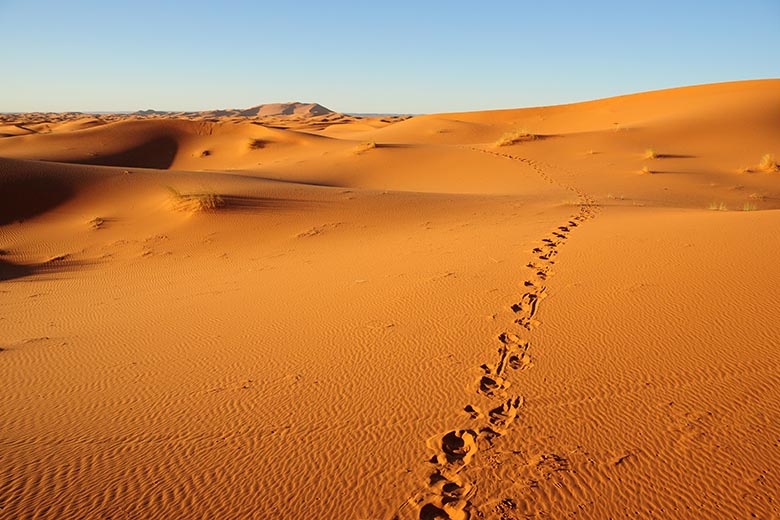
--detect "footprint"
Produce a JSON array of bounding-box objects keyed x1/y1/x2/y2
[
  {"x1": 489, "y1": 396, "x2": 524, "y2": 433},
  {"x1": 397, "y1": 472, "x2": 473, "y2": 520},
  {"x1": 478, "y1": 374, "x2": 509, "y2": 396},
  {"x1": 428, "y1": 430, "x2": 479, "y2": 467},
  {"x1": 496, "y1": 333, "x2": 532, "y2": 373},
  {"x1": 463, "y1": 404, "x2": 482, "y2": 420},
  {"x1": 427, "y1": 470, "x2": 473, "y2": 501},
  {"x1": 511, "y1": 290, "x2": 546, "y2": 319},
  {"x1": 515, "y1": 315, "x2": 541, "y2": 331},
  {"x1": 418, "y1": 502, "x2": 469, "y2": 520}
]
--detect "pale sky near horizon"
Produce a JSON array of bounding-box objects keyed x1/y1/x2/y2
[{"x1": 1, "y1": 0, "x2": 778, "y2": 114}]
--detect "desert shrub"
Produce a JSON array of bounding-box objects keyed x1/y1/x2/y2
[
  {"x1": 494, "y1": 129, "x2": 536, "y2": 147},
  {"x1": 758, "y1": 153, "x2": 779, "y2": 172},
  {"x1": 166, "y1": 186, "x2": 223, "y2": 212},
  {"x1": 353, "y1": 141, "x2": 377, "y2": 154}
]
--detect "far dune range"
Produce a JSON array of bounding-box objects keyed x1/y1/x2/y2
[{"x1": 1, "y1": 80, "x2": 779, "y2": 519}]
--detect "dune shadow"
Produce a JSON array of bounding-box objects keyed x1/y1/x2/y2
[
  {"x1": 0, "y1": 256, "x2": 91, "y2": 282},
  {"x1": 0, "y1": 178, "x2": 75, "y2": 225},
  {"x1": 0, "y1": 259, "x2": 34, "y2": 281},
  {"x1": 76, "y1": 137, "x2": 178, "y2": 169},
  {"x1": 657, "y1": 154, "x2": 697, "y2": 159},
  {"x1": 239, "y1": 175, "x2": 341, "y2": 188},
  {"x1": 218, "y1": 195, "x2": 323, "y2": 213},
  {"x1": 374, "y1": 143, "x2": 413, "y2": 149}
]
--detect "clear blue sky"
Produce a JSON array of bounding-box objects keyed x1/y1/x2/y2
[{"x1": 1, "y1": 0, "x2": 778, "y2": 113}]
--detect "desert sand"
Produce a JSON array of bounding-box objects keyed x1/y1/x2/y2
[{"x1": 1, "y1": 79, "x2": 779, "y2": 519}]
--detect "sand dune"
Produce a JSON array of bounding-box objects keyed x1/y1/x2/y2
[{"x1": 1, "y1": 80, "x2": 779, "y2": 519}]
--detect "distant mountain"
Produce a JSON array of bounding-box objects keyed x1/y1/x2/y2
[
  {"x1": 238, "y1": 102, "x2": 333, "y2": 118},
  {"x1": 131, "y1": 102, "x2": 333, "y2": 118}
]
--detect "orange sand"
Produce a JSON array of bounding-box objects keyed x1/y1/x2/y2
[{"x1": 1, "y1": 81, "x2": 779, "y2": 519}]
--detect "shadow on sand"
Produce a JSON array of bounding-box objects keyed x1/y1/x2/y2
[
  {"x1": 76, "y1": 137, "x2": 179, "y2": 169},
  {"x1": 0, "y1": 256, "x2": 91, "y2": 282}
]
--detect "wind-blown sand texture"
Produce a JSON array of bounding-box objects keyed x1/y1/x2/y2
[{"x1": 1, "y1": 80, "x2": 779, "y2": 519}]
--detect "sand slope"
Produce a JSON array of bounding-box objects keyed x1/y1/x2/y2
[{"x1": 1, "y1": 79, "x2": 779, "y2": 519}]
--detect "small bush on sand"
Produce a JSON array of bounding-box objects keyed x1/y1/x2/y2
[
  {"x1": 88, "y1": 217, "x2": 105, "y2": 229},
  {"x1": 353, "y1": 141, "x2": 377, "y2": 154},
  {"x1": 166, "y1": 186, "x2": 224, "y2": 212},
  {"x1": 248, "y1": 138, "x2": 267, "y2": 150},
  {"x1": 640, "y1": 165, "x2": 652, "y2": 174},
  {"x1": 708, "y1": 201, "x2": 728, "y2": 211},
  {"x1": 758, "y1": 153, "x2": 779, "y2": 172},
  {"x1": 495, "y1": 129, "x2": 536, "y2": 147},
  {"x1": 643, "y1": 148, "x2": 658, "y2": 159},
  {"x1": 743, "y1": 202, "x2": 758, "y2": 211}
]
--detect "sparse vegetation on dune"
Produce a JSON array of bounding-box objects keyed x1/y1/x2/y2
[
  {"x1": 248, "y1": 138, "x2": 267, "y2": 150},
  {"x1": 640, "y1": 165, "x2": 652, "y2": 174},
  {"x1": 353, "y1": 141, "x2": 377, "y2": 154},
  {"x1": 166, "y1": 186, "x2": 224, "y2": 212},
  {"x1": 494, "y1": 129, "x2": 536, "y2": 147},
  {"x1": 708, "y1": 201, "x2": 728, "y2": 211},
  {"x1": 738, "y1": 154, "x2": 779, "y2": 173},
  {"x1": 643, "y1": 148, "x2": 658, "y2": 160},
  {"x1": 758, "y1": 153, "x2": 779, "y2": 172},
  {"x1": 743, "y1": 202, "x2": 758, "y2": 211},
  {"x1": 88, "y1": 217, "x2": 105, "y2": 229}
]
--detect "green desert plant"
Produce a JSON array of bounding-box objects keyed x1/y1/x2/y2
[
  {"x1": 166, "y1": 186, "x2": 224, "y2": 212},
  {"x1": 494, "y1": 129, "x2": 536, "y2": 147}
]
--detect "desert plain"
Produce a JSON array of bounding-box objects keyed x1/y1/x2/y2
[{"x1": 1, "y1": 79, "x2": 779, "y2": 519}]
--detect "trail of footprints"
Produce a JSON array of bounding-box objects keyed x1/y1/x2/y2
[{"x1": 394, "y1": 150, "x2": 597, "y2": 520}]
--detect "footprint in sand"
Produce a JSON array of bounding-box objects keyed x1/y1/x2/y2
[
  {"x1": 478, "y1": 373, "x2": 509, "y2": 397},
  {"x1": 488, "y1": 396, "x2": 524, "y2": 433},
  {"x1": 428, "y1": 429, "x2": 479, "y2": 468}
]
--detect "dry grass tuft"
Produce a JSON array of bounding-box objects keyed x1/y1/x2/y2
[
  {"x1": 353, "y1": 141, "x2": 377, "y2": 155},
  {"x1": 88, "y1": 217, "x2": 105, "y2": 230},
  {"x1": 743, "y1": 202, "x2": 758, "y2": 211},
  {"x1": 639, "y1": 165, "x2": 652, "y2": 174},
  {"x1": 495, "y1": 129, "x2": 536, "y2": 147},
  {"x1": 248, "y1": 138, "x2": 267, "y2": 150},
  {"x1": 758, "y1": 153, "x2": 779, "y2": 172},
  {"x1": 167, "y1": 186, "x2": 224, "y2": 212},
  {"x1": 708, "y1": 201, "x2": 728, "y2": 211},
  {"x1": 643, "y1": 148, "x2": 658, "y2": 160}
]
